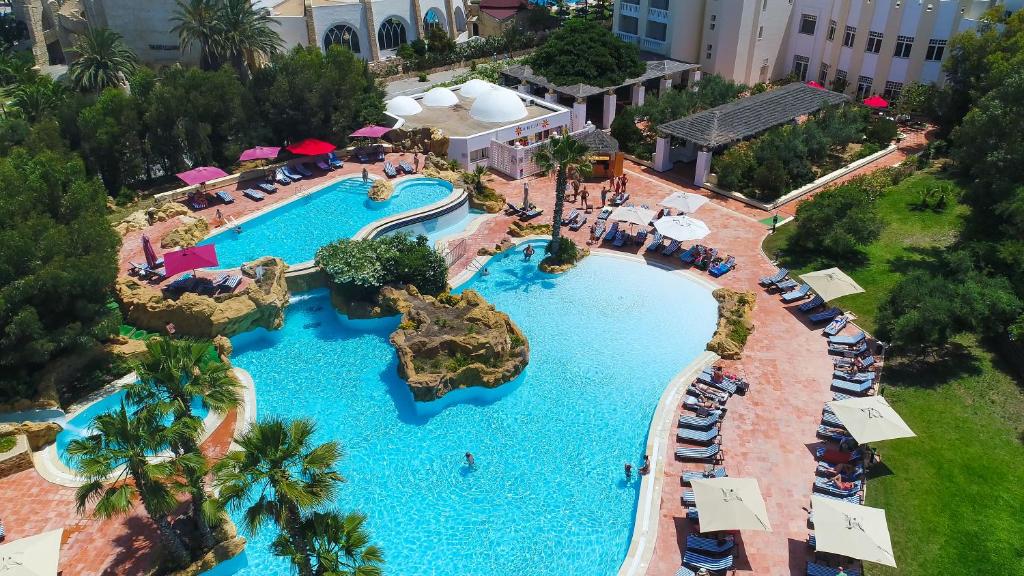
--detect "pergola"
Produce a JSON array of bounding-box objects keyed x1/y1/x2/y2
[
  {"x1": 502, "y1": 57, "x2": 700, "y2": 131},
  {"x1": 654, "y1": 82, "x2": 850, "y2": 185}
]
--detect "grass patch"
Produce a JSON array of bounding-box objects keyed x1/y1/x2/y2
[{"x1": 0, "y1": 435, "x2": 15, "y2": 453}]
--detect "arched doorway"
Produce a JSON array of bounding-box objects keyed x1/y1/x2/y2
[
  {"x1": 454, "y1": 5, "x2": 467, "y2": 32},
  {"x1": 377, "y1": 17, "x2": 408, "y2": 51},
  {"x1": 323, "y1": 24, "x2": 361, "y2": 54},
  {"x1": 423, "y1": 8, "x2": 446, "y2": 32}
]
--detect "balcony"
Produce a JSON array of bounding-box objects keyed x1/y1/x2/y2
[
  {"x1": 620, "y1": 2, "x2": 640, "y2": 17},
  {"x1": 648, "y1": 7, "x2": 670, "y2": 23},
  {"x1": 616, "y1": 31, "x2": 639, "y2": 44},
  {"x1": 641, "y1": 37, "x2": 666, "y2": 52}
]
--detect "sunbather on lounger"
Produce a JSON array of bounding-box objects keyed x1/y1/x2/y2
[
  {"x1": 828, "y1": 474, "x2": 859, "y2": 492},
  {"x1": 689, "y1": 382, "x2": 729, "y2": 402},
  {"x1": 684, "y1": 396, "x2": 721, "y2": 411}
]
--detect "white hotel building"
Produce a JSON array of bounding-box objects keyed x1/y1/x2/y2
[{"x1": 613, "y1": 0, "x2": 1023, "y2": 100}]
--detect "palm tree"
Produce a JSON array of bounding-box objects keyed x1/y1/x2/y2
[
  {"x1": 67, "y1": 27, "x2": 139, "y2": 92},
  {"x1": 126, "y1": 337, "x2": 241, "y2": 550},
  {"x1": 215, "y1": 0, "x2": 283, "y2": 81},
  {"x1": 10, "y1": 77, "x2": 67, "y2": 122},
  {"x1": 461, "y1": 164, "x2": 490, "y2": 197},
  {"x1": 272, "y1": 511, "x2": 384, "y2": 576},
  {"x1": 533, "y1": 133, "x2": 592, "y2": 256},
  {"x1": 66, "y1": 402, "x2": 196, "y2": 568},
  {"x1": 171, "y1": 0, "x2": 222, "y2": 71},
  {"x1": 213, "y1": 418, "x2": 344, "y2": 576}
]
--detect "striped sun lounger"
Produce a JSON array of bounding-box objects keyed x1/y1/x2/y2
[
  {"x1": 807, "y1": 562, "x2": 862, "y2": 576},
  {"x1": 813, "y1": 476, "x2": 863, "y2": 494},
  {"x1": 815, "y1": 461, "x2": 864, "y2": 478},
  {"x1": 686, "y1": 534, "x2": 735, "y2": 555},
  {"x1": 810, "y1": 307, "x2": 843, "y2": 323},
  {"x1": 683, "y1": 550, "x2": 734, "y2": 572},
  {"x1": 682, "y1": 467, "x2": 728, "y2": 485},
  {"x1": 773, "y1": 278, "x2": 799, "y2": 292},
  {"x1": 681, "y1": 490, "x2": 695, "y2": 505},
  {"x1": 662, "y1": 239, "x2": 681, "y2": 256},
  {"x1": 646, "y1": 232, "x2": 664, "y2": 252},
  {"x1": 829, "y1": 330, "x2": 867, "y2": 346},
  {"x1": 678, "y1": 412, "x2": 722, "y2": 430},
  {"x1": 781, "y1": 284, "x2": 811, "y2": 302},
  {"x1": 831, "y1": 378, "x2": 874, "y2": 395},
  {"x1": 676, "y1": 443, "x2": 721, "y2": 462},
  {"x1": 798, "y1": 294, "x2": 825, "y2": 312},
  {"x1": 759, "y1": 267, "x2": 788, "y2": 286},
  {"x1": 676, "y1": 567, "x2": 696, "y2": 576},
  {"x1": 833, "y1": 370, "x2": 876, "y2": 382},
  {"x1": 677, "y1": 426, "x2": 720, "y2": 444}
]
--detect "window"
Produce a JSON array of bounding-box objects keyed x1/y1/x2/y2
[
  {"x1": 925, "y1": 39, "x2": 946, "y2": 61},
  {"x1": 799, "y1": 14, "x2": 817, "y2": 35},
  {"x1": 619, "y1": 14, "x2": 639, "y2": 34},
  {"x1": 833, "y1": 69, "x2": 847, "y2": 91},
  {"x1": 710, "y1": 14, "x2": 716, "y2": 30},
  {"x1": 469, "y1": 147, "x2": 489, "y2": 162},
  {"x1": 423, "y1": 9, "x2": 444, "y2": 32},
  {"x1": 856, "y1": 75, "x2": 873, "y2": 99},
  {"x1": 818, "y1": 62, "x2": 829, "y2": 84},
  {"x1": 706, "y1": 44, "x2": 713, "y2": 59},
  {"x1": 843, "y1": 26, "x2": 856, "y2": 47},
  {"x1": 827, "y1": 20, "x2": 836, "y2": 42},
  {"x1": 894, "y1": 35, "x2": 913, "y2": 58},
  {"x1": 883, "y1": 81, "x2": 904, "y2": 101},
  {"x1": 758, "y1": 26, "x2": 764, "y2": 39},
  {"x1": 865, "y1": 31, "x2": 883, "y2": 54},
  {"x1": 377, "y1": 17, "x2": 407, "y2": 51},
  {"x1": 324, "y1": 24, "x2": 360, "y2": 54},
  {"x1": 647, "y1": 21, "x2": 667, "y2": 41},
  {"x1": 762, "y1": 0, "x2": 768, "y2": 11},
  {"x1": 793, "y1": 55, "x2": 810, "y2": 81}
]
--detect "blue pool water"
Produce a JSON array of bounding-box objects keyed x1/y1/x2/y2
[
  {"x1": 225, "y1": 244, "x2": 718, "y2": 576},
  {"x1": 200, "y1": 177, "x2": 455, "y2": 269},
  {"x1": 56, "y1": 389, "x2": 210, "y2": 461}
]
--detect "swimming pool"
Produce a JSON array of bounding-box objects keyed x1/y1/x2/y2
[
  {"x1": 223, "y1": 243, "x2": 718, "y2": 576},
  {"x1": 200, "y1": 177, "x2": 456, "y2": 269}
]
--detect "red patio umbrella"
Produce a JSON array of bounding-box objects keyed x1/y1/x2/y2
[
  {"x1": 863, "y1": 95, "x2": 889, "y2": 109},
  {"x1": 286, "y1": 139, "x2": 336, "y2": 156},
  {"x1": 239, "y1": 146, "x2": 282, "y2": 162},
  {"x1": 176, "y1": 166, "x2": 229, "y2": 186},
  {"x1": 806, "y1": 81, "x2": 825, "y2": 89},
  {"x1": 163, "y1": 244, "x2": 219, "y2": 278},
  {"x1": 141, "y1": 235, "x2": 161, "y2": 269},
  {"x1": 350, "y1": 125, "x2": 392, "y2": 139}
]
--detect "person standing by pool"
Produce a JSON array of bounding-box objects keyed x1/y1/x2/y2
[
  {"x1": 413, "y1": 152, "x2": 420, "y2": 173},
  {"x1": 362, "y1": 167, "x2": 369, "y2": 183},
  {"x1": 465, "y1": 452, "x2": 475, "y2": 469},
  {"x1": 580, "y1": 186, "x2": 589, "y2": 207},
  {"x1": 639, "y1": 455, "x2": 650, "y2": 475},
  {"x1": 523, "y1": 244, "x2": 536, "y2": 261},
  {"x1": 600, "y1": 186, "x2": 608, "y2": 207},
  {"x1": 621, "y1": 173, "x2": 629, "y2": 194}
]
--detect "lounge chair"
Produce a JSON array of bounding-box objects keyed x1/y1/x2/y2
[
  {"x1": 505, "y1": 202, "x2": 523, "y2": 216},
  {"x1": 316, "y1": 159, "x2": 333, "y2": 172},
  {"x1": 569, "y1": 215, "x2": 588, "y2": 231},
  {"x1": 809, "y1": 307, "x2": 842, "y2": 323},
  {"x1": 807, "y1": 561, "x2": 862, "y2": 576},
  {"x1": 374, "y1": 146, "x2": 386, "y2": 161},
  {"x1": 799, "y1": 295, "x2": 825, "y2": 312},
  {"x1": 243, "y1": 188, "x2": 265, "y2": 201},
  {"x1": 759, "y1": 267, "x2": 788, "y2": 286},
  {"x1": 399, "y1": 161, "x2": 415, "y2": 174},
  {"x1": 327, "y1": 151, "x2": 344, "y2": 168},
  {"x1": 130, "y1": 262, "x2": 165, "y2": 280},
  {"x1": 709, "y1": 256, "x2": 736, "y2": 277},
  {"x1": 683, "y1": 550, "x2": 733, "y2": 572},
  {"x1": 781, "y1": 284, "x2": 811, "y2": 302},
  {"x1": 697, "y1": 373, "x2": 738, "y2": 396},
  {"x1": 662, "y1": 239, "x2": 681, "y2": 256},
  {"x1": 816, "y1": 424, "x2": 848, "y2": 442},
  {"x1": 282, "y1": 166, "x2": 303, "y2": 180},
  {"x1": 681, "y1": 490, "x2": 696, "y2": 505},
  {"x1": 186, "y1": 194, "x2": 208, "y2": 210},
  {"x1": 678, "y1": 411, "x2": 722, "y2": 430},
  {"x1": 215, "y1": 190, "x2": 235, "y2": 204},
  {"x1": 820, "y1": 410, "x2": 845, "y2": 428},
  {"x1": 592, "y1": 221, "x2": 606, "y2": 240},
  {"x1": 686, "y1": 534, "x2": 735, "y2": 555},
  {"x1": 274, "y1": 168, "x2": 292, "y2": 185},
  {"x1": 520, "y1": 207, "x2": 543, "y2": 220},
  {"x1": 675, "y1": 443, "x2": 722, "y2": 462},
  {"x1": 678, "y1": 245, "x2": 698, "y2": 263},
  {"x1": 829, "y1": 340, "x2": 868, "y2": 357},
  {"x1": 612, "y1": 230, "x2": 626, "y2": 247},
  {"x1": 833, "y1": 370, "x2": 876, "y2": 382},
  {"x1": 813, "y1": 476, "x2": 863, "y2": 496},
  {"x1": 356, "y1": 148, "x2": 371, "y2": 163},
  {"x1": 677, "y1": 427, "x2": 720, "y2": 444},
  {"x1": 831, "y1": 378, "x2": 874, "y2": 395},
  {"x1": 258, "y1": 182, "x2": 277, "y2": 193},
  {"x1": 219, "y1": 274, "x2": 242, "y2": 292},
  {"x1": 646, "y1": 233, "x2": 664, "y2": 252},
  {"x1": 295, "y1": 163, "x2": 313, "y2": 177},
  {"x1": 681, "y1": 467, "x2": 727, "y2": 484},
  {"x1": 829, "y1": 330, "x2": 866, "y2": 346},
  {"x1": 815, "y1": 461, "x2": 864, "y2": 479},
  {"x1": 597, "y1": 207, "x2": 613, "y2": 220},
  {"x1": 676, "y1": 567, "x2": 696, "y2": 576},
  {"x1": 813, "y1": 490, "x2": 863, "y2": 504},
  {"x1": 603, "y1": 222, "x2": 620, "y2": 242},
  {"x1": 635, "y1": 229, "x2": 648, "y2": 245},
  {"x1": 610, "y1": 192, "x2": 629, "y2": 206},
  {"x1": 383, "y1": 161, "x2": 399, "y2": 178},
  {"x1": 561, "y1": 209, "x2": 580, "y2": 225},
  {"x1": 834, "y1": 355, "x2": 876, "y2": 370},
  {"x1": 773, "y1": 278, "x2": 799, "y2": 293}
]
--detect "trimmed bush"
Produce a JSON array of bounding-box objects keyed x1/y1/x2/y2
[
  {"x1": 788, "y1": 180, "x2": 885, "y2": 262},
  {"x1": 315, "y1": 234, "x2": 448, "y2": 302}
]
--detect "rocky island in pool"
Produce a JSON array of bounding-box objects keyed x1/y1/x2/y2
[{"x1": 381, "y1": 285, "x2": 529, "y2": 401}]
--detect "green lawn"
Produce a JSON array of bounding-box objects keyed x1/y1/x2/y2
[{"x1": 763, "y1": 172, "x2": 1024, "y2": 575}]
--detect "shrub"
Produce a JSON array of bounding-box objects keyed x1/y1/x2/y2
[
  {"x1": 543, "y1": 237, "x2": 580, "y2": 266},
  {"x1": 788, "y1": 181, "x2": 885, "y2": 261},
  {"x1": 865, "y1": 116, "x2": 898, "y2": 146},
  {"x1": 0, "y1": 435, "x2": 15, "y2": 453},
  {"x1": 418, "y1": 72, "x2": 428, "y2": 82},
  {"x1": 315, "y1": 234, "x2": 448, "y2": 302}
]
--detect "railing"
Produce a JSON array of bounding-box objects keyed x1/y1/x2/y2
[
  {"x1": 620, "y1": 1, "x2": 640, "y2": 17},
  {"x1": 648, "y1": 7, "x2": 670, "y2": 22},
  {"x1": 641, "y1": 37, "x2": 666, "y2": 52},
  {"x1": 616, "y1": 31, "x2": 639, "y2": 44},
  {"x1": 441, "y1": 237, "x2": 468, "y2": 268}
]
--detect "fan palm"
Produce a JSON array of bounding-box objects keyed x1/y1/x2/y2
[
  {"x1": 461, "y1": 164, "x2": 490, "y2": 196},
  {"x1": 126, "y1": 337, "x2": 241, "y2": 550},
  {"x1": 10, "y1": 77, "x2": 66, "y2": 122},
  {"x1": 213, "y1": 418, "x2": 344, "y2": 576},
  {"x1": 66, "y1": 402, "x2": 196, "y2": 568},
  {"x1": 533, "y1": 133, "x2": 592, "y2": 255},
  {"x1": 171, "y1": 0, "x2": 222, "y2": 70},
  {"x1": 271, "y1": 511, "x2": 384, "y2": 576},
  {"x1": 68, "y1": 27, "x2": 139, "y2": 92},
  {"x1": 215, "y1": 0, "x2": 282, "y2": 81}
]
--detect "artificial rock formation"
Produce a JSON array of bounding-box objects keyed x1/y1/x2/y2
[
  {"x1": 706, "y1": 288, "x2": 756, "y2": 360},
  {"x1": 161, "y1": 216, "x2": 210, "y2": 249},
  {"x1": 167, "y1": 515, "x2": 246, "y2": 576},
  {"x1": 0, "y1": 422, "x2": 61, "y2": 451},
  {"x1": 115, "y1": 257, "x2": 289, "y2": 338},
  {"x1": 368, "y1": 179, "x2": 394, "y2": 201},
  {"x1": 381, "y1": 285, "x2": 529, "y2": 401}
]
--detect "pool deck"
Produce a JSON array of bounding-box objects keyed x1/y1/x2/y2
[{"x1": 1, "y1": 127, "x2": 929, "y2": 575}]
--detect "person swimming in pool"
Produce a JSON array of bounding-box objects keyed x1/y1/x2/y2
[
  {"x1": 465, "y1": 452, "x2": 475, "y2": 469},
  {"x1": 624, "y1": 463, "x2": 632, "y2": 481},
  {"x1": 523, "y1": 244, "x2": 535, "y2": 261},
  {"x1": 481, "y1": 267, "x2": 490, "y2": 276}
]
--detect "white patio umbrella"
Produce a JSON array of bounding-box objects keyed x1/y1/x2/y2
[
  {"x1": 689, "y1": 477, "x2": 773, "y2": 532},
  {"x1": 827, "y1": 396, "x2": 915, "y2": 444},
  {"x1": 811, "y1": 496, "x2": 897, "y2": 567},
  {"x1": 609, "y1": 205, "x2": 656, "y2": 228},
  {"x1": 0, "y1": 528, "x2": 63, "y2": 575},
  {"x1": 654, "y1": 215, "x2": 711, "y2": 242},
  {"x1": 800, "y1": 267, "x2": 865, "y2": 302},
  {"x1": 659, "y1": 191, "x2": 709, "y2": 214}
]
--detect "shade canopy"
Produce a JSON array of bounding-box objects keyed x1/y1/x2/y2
[
  {"x1": 827, "y1": 396, "x2": 915, "y2": 444},
  {"x1": 659, "y1": 191, "x2": 709, "y2": 214},
  {"x1": 176, "y1": 166, "x2": 229, "y2": 186},
  {"x1": 0, "y1": 528, "x2": 63, "y2": 575},
  {"x1": 609, "y1": 205, "x2": 656, "y2": 228},
  {"x1": 350, "y1": 125, "x2": 392, "y2": 138},
  {"x1": 800, "y1": 267, "x2": 865, "y2": 301},
  {"x1": 811, "y1": 496, "x2": 897, "y2": 567},
  {"x1": 807, "y1": 81, "x2": 825, "y2": 89},
  {"x1": 238, "y1": 146, "x2": 281, "y2": 162},
  {"x1": 141, "y1": 235, "x2": 160, "y2": 269},
  {"x1": 863, "y1": 95, "x2": 889, "y2": 109},
  {"x1": 653, "y1": 215, "x2": 710, "y2": 241},
  {"x1": 689, "y1": 477, "x2": 772, "y2": 533},
  {"x1": 163, "y1": 244, "x2": 219, "y2": 277},
  {"x1": 286, "y1": 138, "x2": 336, "y2": 156}
]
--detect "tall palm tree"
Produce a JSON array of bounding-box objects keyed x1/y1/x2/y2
[
  {"x1": 533, "y1": 133, "x2": 592, "y2": 256},
  {"x1": 171, "y1": 0, "x2": 222, "y2": 71},
  {"x1": 126, "y1": 337, "x2": 241, "y2": 550},
  {"x1": 11, "y1": 77, "x2": 66, "y2": 122},
  {"x1": 215, "y1": 0, "x2": 283, "y2": 81},
  {"x1": 461, "y1": 164, "x2": 490, "y2": 197},
  {"x1": 213, "y1": 418, "x2": 344, "y2": 576},
  {"x1": 66, "y1": 402, "x2": 196, "y2": 568},
  {"x1": 67, "y1": 27, "x2": 139, "y2": 92},
  {"x1": 271, "y1": 511, "x2": 384, "y2": 576}
]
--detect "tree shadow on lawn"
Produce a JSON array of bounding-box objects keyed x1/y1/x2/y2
[
  {"x1": 884, "y1": 245, "x2": 949, "y2": 276},
  {"x1": 882, "y1": 342, "x2": 982, "y2": 390}
]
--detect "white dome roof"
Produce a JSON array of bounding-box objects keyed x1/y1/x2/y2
[
  {"x1": 422, "y1": 87, "x2": 459, "y2": 107},
  {"x1": 386, "y1": 96, "x2": 422, "y2": 116},
  {"x1": 459, "y1": 79, "x2": 494, "y2": 99},
  {"x1": 469, "y1": 87, "x2": 528, "y2": 123}
]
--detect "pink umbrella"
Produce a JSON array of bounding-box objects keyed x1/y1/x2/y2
[
  {"x1": 806, "y1": 81, "x2": 825, "y2": 89},
  {"x1": 239, "y1": 146, "x2": 281, "y2": 162},
  {"x1": 176, "y1": 166, "x2": 229, "y2": 186},
  {"x1": 863, "y1": 95, "x2": 889, "y2": 109},
  {"x1": 163, "y1": 244, "x2": 219, "y2": 277},
  {"x1": 350, "y1": 125, "x2": 391, "y2": 138},
  {"x1": 142, "y1": 235, "x2": 161, "y2": 269}
]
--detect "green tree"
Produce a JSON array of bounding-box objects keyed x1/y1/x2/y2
[
  {"x1": 78, "y1": 88, "x2": 145, "y2": 194},
  {"x1": 272, "y1": 511, "x2": 384, "y2": 576},
  {"x1": 126, "y1": 338, "x2": 241, "y2": 550},
  {"x1": 67, "y1": 402, "x2": 196, "y2": 568},
  {"x1": 609, "y1": 109, "x2": 643, "y2": 154},
  {"x1": 316, "y1": 234, "x2": 448, "y2": 302},
  {"x1": 533, "y1": 134, "x2": 592, "y2": 256},
  {"x1": 67, "y1": 27, "x2": 139, "y2": 93},
  {"x1": 10, "y1": 77, "x2": 67, "y2": 123},
  {"x1": 526, "y1": 19, "x2": 644, "y2": 87},
  {"x1": 0, "y1": 149, "x2": 119, "y2": 401},
  {"x1": 788, "y1": 181, "x2": 885, "y2": 261},
  {"x1": 172, "y1": 0, "x2": 222, "y2": 70},
  {"x1": 215, "y1": 0, "x2": 283, "y2": 81},
  {"x1": 213, "y1": 418, "x2": 345, "y2": 576}
]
